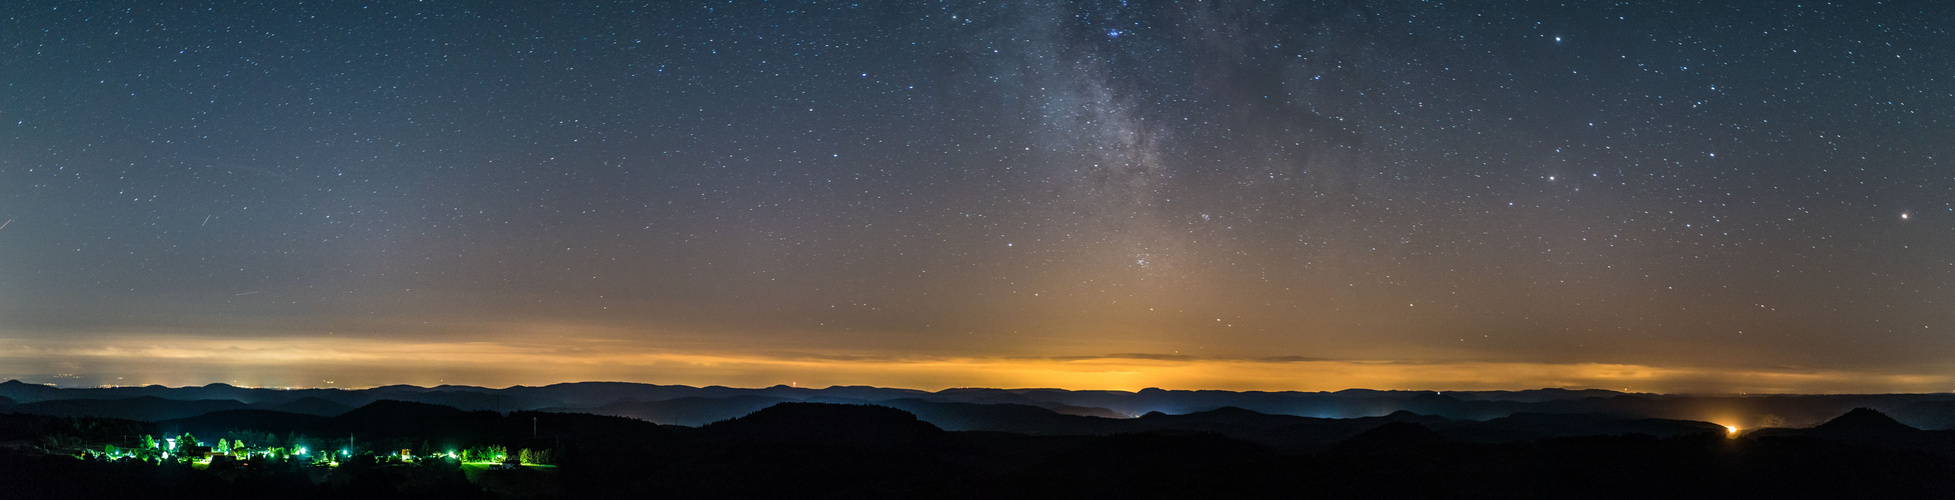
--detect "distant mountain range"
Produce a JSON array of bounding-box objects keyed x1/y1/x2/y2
[
  {"x1": 6, "y1": 379, "x2": 1954, "y2": 431},
  {"x1": 8, "y1": 380, "x2": 1955, "y2": 498}
]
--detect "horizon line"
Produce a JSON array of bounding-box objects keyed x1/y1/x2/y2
[{"x1": 8, "y1": 377, "x2": 1953, "y2": 397}]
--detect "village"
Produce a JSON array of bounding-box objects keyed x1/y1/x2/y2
[{"x1": 72, "y1": 432, "x2": 554, "y2": 481}]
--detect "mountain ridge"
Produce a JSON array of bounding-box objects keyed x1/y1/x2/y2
[{"x1": 6, "y1": 379, "x2": 1955, "y2": 432}]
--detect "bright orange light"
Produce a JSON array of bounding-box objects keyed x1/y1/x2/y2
[{"x1": 1724, "y1": 425, "x2": 1739, "y2": 435}]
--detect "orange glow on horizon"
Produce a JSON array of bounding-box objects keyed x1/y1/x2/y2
[{"x1": 0, "y1": 334, "x2": 1950, "y2": 394}]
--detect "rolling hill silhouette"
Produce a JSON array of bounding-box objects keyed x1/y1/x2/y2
[
  {"x1": 1812, "y1": 407, "x2": 1918, "y2": 434},
  {"x1": 8, "y1": 396, "x2": 1955, "y2": 498},
  {"x1": 11, "y1": 379, "x2": 1955, "y2": 433},
  {"x1": 316, "y1": 400, "x2": 505, "y2": 445},
  {"x1": 1330, "y1": 421, "x2": 1449, "y2": 456},
  {"x1": 266, "y1": 396, "x2": 355, "y2": 417},
  {"x1": 156, "y1": 409, "x2": 326, "y2": 438},
  {"x1": 700, "y1": 402, "x2": 947, "y2": 450},
  {"x1": 574, "y1": 395, "x2": 790, "y2": 426},
  {"x1": 1745, "y1": 407, "x2": 1955, "y2": 461},
  {"x1": 12, "y1": 396, "x2": 249, "y2": 421}
]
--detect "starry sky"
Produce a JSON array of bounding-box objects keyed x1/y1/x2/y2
[{"x1": 1, "y1": 1, "x2": 1950, "y2": 393}]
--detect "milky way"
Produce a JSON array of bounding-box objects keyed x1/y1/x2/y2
[{"x1": 1, "y1": 1, "x2": 1950, "y2": 392}]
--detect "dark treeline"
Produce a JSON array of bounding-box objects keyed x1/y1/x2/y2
[{"x1": 5, "y1": 401, "x2": 1955, "y2": 498}]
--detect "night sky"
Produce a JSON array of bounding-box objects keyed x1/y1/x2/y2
[{"x1": 2, "y1": 1, "x2": 1950, "y2": 393}]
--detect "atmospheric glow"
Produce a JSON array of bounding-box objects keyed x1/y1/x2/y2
[
  {"x1": 1, "y1": 2, "x2": 1948, "y2": 394},
  {"x1": 1, "y1": 334, "x2": 1948, "y2": 393}
]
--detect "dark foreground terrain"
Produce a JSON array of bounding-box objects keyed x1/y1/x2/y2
[{"x1": 5, "y1": 397, "x2": 1955, "y2": 499}]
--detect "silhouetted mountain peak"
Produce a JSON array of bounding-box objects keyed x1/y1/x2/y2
[
  {"x1": 158, "y1": 409, "x2": 327, "y2": 437},
  {"x1": 1330, "y1": 388, "x2": 1394, "y2": 397},
  {"x1": 267, "y1": 396, "x2": 355, "y2": 417},
  {"x1": 318, "y1": 400, "x2": 507, "y2": 443},
  {"x1": 723, "y1": 402, "x2": 930, "y2": 427},
  {"x1": 706, "y1": 402, "x2": 944, "y2": 449},
  {"x1": 11, "y1": 395, "x2": 249, "y2": 421},
  {"x1": 335, "y1": 399, "x2": 471, "y2": 421},
  {"x1": 370, "y1": 384, "x2": 434, "y2": 392},
  {"x1": 1333, "y1": 421, "x2": 1447, "y2": 455},
  {"x1": 429, "y1": 384, "x2": 494, "y2": 392},
  {"x1": 0, "y1": 379, "x2": 61, "y2": 402},
  {"x1": 935, "y1": 387, "x2": 1011, "y2": 396},
  {"x1": 587, "y1": 395, "x2": 790, "y2": 426},
  {"x1": 1190, "y1": 406, "x2": 1267, "y2": 418},
  {"x1": 1815, "y1": 408, "x2": 1917, "y2": 434}
]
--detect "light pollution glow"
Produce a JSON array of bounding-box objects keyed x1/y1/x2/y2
[
  {"x1": 3, "y1": 2, "x2": 1951, "y2": 394},
  {"x1": 3, "y1": 334, "x2": 1949, "y2": 394}
]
